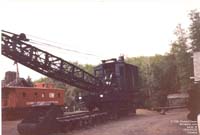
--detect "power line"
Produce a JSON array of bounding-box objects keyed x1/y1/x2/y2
[
  {"x1": 26, "y1": 34, "x2": 103, "y2": 59},
  {"x1": 29, "y1": 40, "x2": 99, "y2": 57},
  {"x1": 2, "y1": 30, "x2": 106, "y2": 60}
]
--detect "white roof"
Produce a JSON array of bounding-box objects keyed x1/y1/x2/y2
[{"x1": 167, "y1": 93, "x2": 189, "y2": 99}]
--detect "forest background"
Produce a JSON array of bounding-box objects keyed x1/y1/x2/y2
[{"x1": 31, "y1": 10, "x2": 200, "y2": 109}]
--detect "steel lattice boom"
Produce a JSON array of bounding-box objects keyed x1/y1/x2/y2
[{"x1": 1, "y1": 30, "x2": 103, "y2": 92}]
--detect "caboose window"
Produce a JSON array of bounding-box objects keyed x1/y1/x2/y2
[
  {"x1": 34, "y1": 92, "x2": 38, "y2": 96},
  {"x1": 41, "y1": 93, "x2": 45, "y2": 98},
  {"x1": 49, "y1": 93, "x2": 55, "y2": 98},
  {"x1": 58, "y1": 93, "x2": 61, "y2": 98},
  {"x1": 22, "y1": 92, "x2": 26, "y2": 97}
]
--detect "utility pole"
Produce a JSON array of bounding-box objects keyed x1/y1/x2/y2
[{"x1": 14, "y1": 61, "x2": 19, "y2": 83}]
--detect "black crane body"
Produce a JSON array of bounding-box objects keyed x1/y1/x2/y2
[{"x1": 1, "y1": 30, "x2": 140, "y2": 134}]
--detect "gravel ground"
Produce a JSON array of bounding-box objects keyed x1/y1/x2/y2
[{"x1": 2, "y1": 109, "x2": 193, "y2": 135}]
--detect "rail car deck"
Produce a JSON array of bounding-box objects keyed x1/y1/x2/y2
[{"x1": 17, "y1": 107, "x2": 110, "y2": 135}]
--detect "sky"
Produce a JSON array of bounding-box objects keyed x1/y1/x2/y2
[{"x1": 0, "y1": 0, "x2": 200, "y2": 81}]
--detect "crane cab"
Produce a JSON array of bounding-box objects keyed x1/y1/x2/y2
[
  {"x1": 85, "y1": 56, "x2": 140, "y2": 114},
  {"x1": 94, "y1": 56, "x2": 138, "y2": 92}
]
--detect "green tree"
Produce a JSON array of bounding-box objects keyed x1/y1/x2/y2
[
  {"x1": 127, "y1": 53, "x2": 187, "y2": 108},
  {"x1": 189, "y1": 10, "x2": 200, "y2": 51},
  {"x1": 34, "y1": 77, "x2": 49, "y2": 83},
  {"x1": 26, "y1": 76, "x2": 34, "y2": 87},
  {"x1": 170, "y1": 24, "x2": 193, "y2": 91},
  {"x1": 83, "y1": 64, "x2": 94, "y2": 74}
]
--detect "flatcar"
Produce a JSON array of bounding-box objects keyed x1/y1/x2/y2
[{"x1": 2, "y1": 83, "x2": 64, "y2": 120}]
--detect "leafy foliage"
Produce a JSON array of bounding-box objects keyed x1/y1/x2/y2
[
  {"x1": 125, "y1": 9, "x2": 200, "y2": 107},
  {"x1": 126, "y1": 55, "x2": 179, "y2": 108},
  {"x1": 26, "y1": 76, "x2": 34, "y2": 87},
  {"x1": 170, "y1": 24, "x2": 193, "y2": 91},
  {"x1": 189, "y1": 10, "x2": 200, "y2": 51}
]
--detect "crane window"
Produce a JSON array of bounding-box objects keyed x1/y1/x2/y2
[
  {"x1": 49, "y1": 93, "x2": 55, "y2": 98},
  {"x1": 58, "y1": 93, "x2": 61, "y2": 98}
]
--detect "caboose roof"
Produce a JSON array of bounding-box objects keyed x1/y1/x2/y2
[{"x1": 2, "y1": 86, "x2": 64, "y2": 91}]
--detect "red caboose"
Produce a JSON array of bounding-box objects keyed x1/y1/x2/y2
[{"x1": 2, "y1": 83, "x2": 65, "y2": 120}]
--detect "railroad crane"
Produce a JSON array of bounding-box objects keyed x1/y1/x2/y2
[{"x1": 1, "y1": 30, "x2": 140, "y2": 134}]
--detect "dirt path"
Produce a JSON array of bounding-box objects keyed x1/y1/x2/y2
[
  {"x1": 62, "y1": 109, "x2": 189, "y2": 135},
  {"x1": 2, "y1": 120, "x2": 21, "y2": 135},
  {"x1": 2, "y1": 109, "x2": 192, "y2": 135}
]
